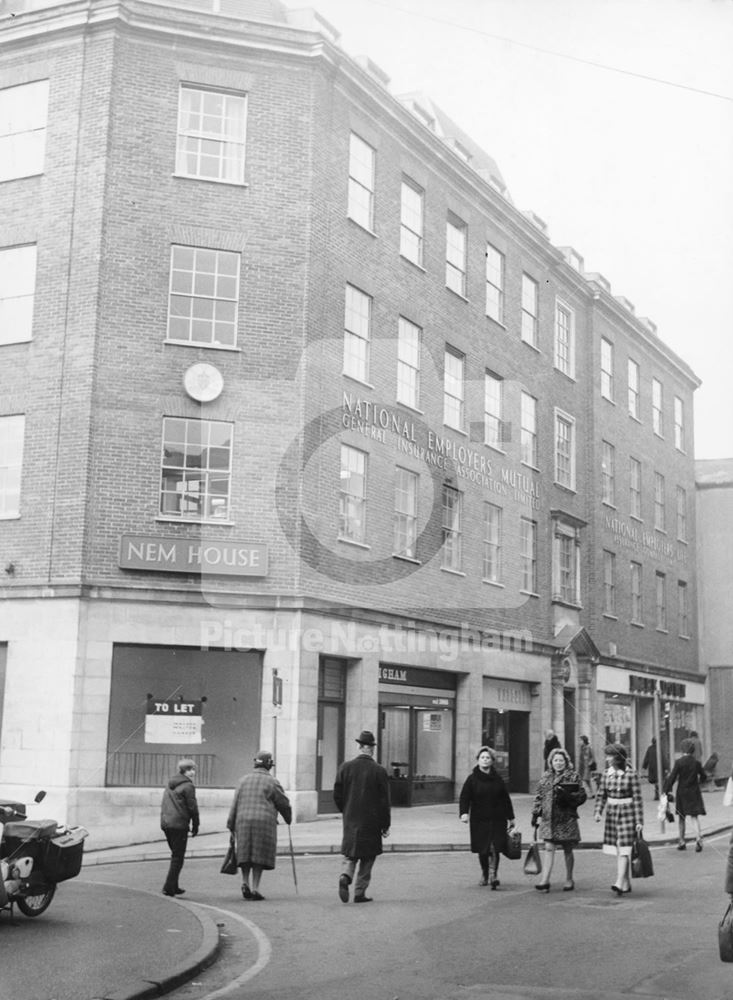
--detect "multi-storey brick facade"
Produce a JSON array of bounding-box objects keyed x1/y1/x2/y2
[{"x1": 0, "y1": 0, "x2": 702, "y2": 844}]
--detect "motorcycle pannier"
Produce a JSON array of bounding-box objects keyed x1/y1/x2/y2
[{"x1": 44, "y1": 827, "x2": 88, "y2": 883}]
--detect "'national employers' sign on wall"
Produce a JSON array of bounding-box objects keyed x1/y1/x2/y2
[{"x1": 119, "y1": 534, "x2": 268, "y2": 576}]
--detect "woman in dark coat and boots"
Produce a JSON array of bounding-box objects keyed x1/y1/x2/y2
[
  {"x1": 531, "y1": 746, "x2": 586, "y2": 892},
  {"x1": 459, "y1": 746, "x2": 515, "y2": 889},
  {"x1": 664, "y1": 738, "x2": 706, "y2": 852},
  {"x1": 228, "y1": 750, "x2": 292, "y2": 901}
]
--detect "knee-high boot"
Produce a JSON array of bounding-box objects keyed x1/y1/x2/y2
[{"x1": 488, "y1": 850, "x2": 500, "y2": 890}]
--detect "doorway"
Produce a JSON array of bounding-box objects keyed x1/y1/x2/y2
[{"x1": 316, "y1": 657, "x2": 346, "y2": 813}]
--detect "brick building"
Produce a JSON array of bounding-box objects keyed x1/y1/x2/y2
[{"x1": 0, "y1": 0, "x2": 702, "y2": 844}]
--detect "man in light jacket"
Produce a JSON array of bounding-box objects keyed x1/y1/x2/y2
[
  {"x1": 333, "y1": 729, "x2": 390, "y2": 904},
  {"x1": 160, "y1": 758, "x2": 199, "y2": 896}
]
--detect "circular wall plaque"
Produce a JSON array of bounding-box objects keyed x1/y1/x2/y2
[{"x1": 183, "y1": 363, "x2": 224, "y2": 402}]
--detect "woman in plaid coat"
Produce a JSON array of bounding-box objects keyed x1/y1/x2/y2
[
  {"x1": 594, "y1": 743, "x2": 644, "y2": 896},
  {"x1": 228, "y1": 750, "x2": 291, "y2": 901}
]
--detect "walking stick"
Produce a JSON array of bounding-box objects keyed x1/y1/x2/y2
[{"x1": 287, "y1": 824, "x2": 298, "y2": 894}]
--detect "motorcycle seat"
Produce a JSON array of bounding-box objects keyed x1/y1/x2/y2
[{"x1": 2, "y1": 819, "x2": 58, "y2": 841}]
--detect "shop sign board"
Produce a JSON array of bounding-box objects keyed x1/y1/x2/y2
[
  {"x1": 145, "y1": 699, "x2": 203, "y2": 744},
  {"x1": 120, "y1": 534, "x2": 268, "y2": 576},
  {"x1": 378, "y1": 664, "x2": 455, "y2": 690}
]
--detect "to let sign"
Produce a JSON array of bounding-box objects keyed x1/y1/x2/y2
[
  {"x1": 120, "y1": 534, "x2": 268, "y2": 576},
  {"x1": 145, "y1": 699, "x2": 203, "y2": 744}
]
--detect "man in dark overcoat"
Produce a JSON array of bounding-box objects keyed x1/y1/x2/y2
[{"x1": 333, "y1": 729, "x2": 391, "y2": 904}]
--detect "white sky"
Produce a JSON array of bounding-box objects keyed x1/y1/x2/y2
[{"x1": 290, "y1": 0, "x2": 733, "y2": 460}]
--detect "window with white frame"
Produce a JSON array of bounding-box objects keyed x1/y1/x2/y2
[
  {"x1": 520, "y1": 274, "x2": 538, "y2": 347},
  {"x1": 485, "y1": 243, "x2": 504, "y2": 323},
  {"x1": 160, "y1": 417, "x2": 232, "y2": 521},
  {"x1": 443, "y1": 347, "x2": 465, "y2": 430},
  {"x1": 603, "y1": 550, "x2": 616, "y2": 616},
  {"x1": 601, "y1": 440, "x2": 615, "y2": 505},
  {"x1": 483, "y1": 502, "x2": 502, "y2": 583},
  {"x1": 676, "y1": 486, "x2": 687, "y2": 542},
  {"x1": 343, "y1": 284, "x2": 371, "y2": 382},
  {"x1": 167, "y1": 245, "x2": 240, "y2": 348},
  {"x1": 655, "y1": 571, "x2": 667, "y2": 630},
  {"x1": 554, "y1": 410, "x2": 575, "y2": 490},
  {"x1": 400, "y1": 178, "x2": 423, "y2": 265},
  {"x1": 678, "y1": 580, "x2": 689, "y2": 637},
  {"x1": 445, "y1": 218, "x2": 467, "y2": 296},
  {"x1": 553, "y1": 520, "x2": 580, "y2": 605},
  {"x1": 631, "y1": 561, "x2": 643, "y2": 623},
  {"x1": 175, "y1": 85, "x2": 247, "y2": 184},
  {"x1": 393, "y1": 466, "x2": 418, "y2": 559},
  {"x1": 520, "y1": 517, "x2": 537, "y2": 593},
  {"x1": 554, "y1": 300, "x2": 575, "y2": 377},
  {"x1": 0, "y1": 79, "x2": 49, "y2": 183},
  {"x1": 396, "y1": 316, "x2": 421, "y2": 409},
  {"x1": 339, "y1": 445, "x2": 367, "y2": 544},
  {"x1": 0, "y1": 414, "x2": 24, "y2": 518},
  {"x1": 441, "y1": 485, "x2": 462, "y2": 571},
  {"x1": 484, "y1": 371, "x2": 504, "y2": 450},
  {"x1": 348, "y1": 132, "x2": 375, "y2": 230},
  {"x1": 520, "y1": 392, "x2": 538, "y2": 468},
  {"x1": 600, "y1": 338, "x2": 614, "y2": 400},
  {"x1": 630, "y1": 456, "x2": 642, "y2": 519},
  {"x1": 674, "y1": 396, "x2": 685, "y2": 451},
  {"x1": 0, "y1": 244, "x2": 36, "y2": 345},
  {"x1": 654, "y1": 472, "x2": 665, "y2": 531},
  {"x1": 652, "y1": 377, "x2": 664, "y2": 436},
  {"x1": 628, "y1": 358, "x2": 640, "y2": 419}
]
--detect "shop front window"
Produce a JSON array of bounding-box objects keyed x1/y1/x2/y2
[{"x1": 106, "y1": 644, "x2": 262, "y2": 788}]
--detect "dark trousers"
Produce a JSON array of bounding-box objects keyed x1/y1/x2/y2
[
  {"x1": 342, "y1": 855, "x2": 376, "y2": 895},
  {"x1": 163, "y1": 828, "x2": 188, "y2": 893}
]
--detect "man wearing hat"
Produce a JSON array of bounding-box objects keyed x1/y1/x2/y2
[{"x1": 333, "y1": 729, "x2": 391, "y2": 903}]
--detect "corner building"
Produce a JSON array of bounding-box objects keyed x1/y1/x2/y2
[{"x1": 0, "y1": 0, "x2": 702, "y2": 844}]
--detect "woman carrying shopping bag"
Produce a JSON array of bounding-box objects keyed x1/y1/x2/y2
[
  {"x1": 459, "y1": 746, "x2": 516, "y2": 890},
  {"x1": 594, "y1": 743, "x2": 644, "y2": 897},
  {"x1": 531, "y1": 746, "x2": 586, "y2": 892}
]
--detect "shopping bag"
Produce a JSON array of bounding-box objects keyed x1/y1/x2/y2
[
  {"x1": 523, "y1": 830, "x2": 542, "y2": 876},
  {"x1": 503, "y1": 827, "x2": 522, "y2": 860},
  {"x1": 719, "y1": 902, "x2": 733, "y2": 962},
  {"x1": 631, "y1": 834, "x2": 654, "y2": 878},
  {"x1": 220, "y1": 835, "x2": 238, "y2": 875},
  {"x1": 723, "y1": 777, "x2": 733, "y2": 808}
]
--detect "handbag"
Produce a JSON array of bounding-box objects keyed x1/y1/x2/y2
[
  {"x1": 723, "y1": 777, "x2": 733, "y2": 808},
  {"x1": 631, "y1": 833, "x2": 654, "y2": 878},
  {"x1": 220, "y1": 835, "x2": 238, "y2": 875},
  {"x1": 719, "y1": 901, "x2": 733, "y2": 962},
  {"x1": 523, "y1": 828, "x2": 542, "y2": 876},
  {"x1": 503, "y1": 827, "x2": 522, "y2": 860}
]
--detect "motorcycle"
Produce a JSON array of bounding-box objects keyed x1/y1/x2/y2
[{"x1": 0, "y1": 790, "x2": 89, "y2": 919}]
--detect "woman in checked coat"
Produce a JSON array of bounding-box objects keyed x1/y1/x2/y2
[
  {"x1": 228, "y1": 750, "x2": 291, "y2": 901},
  {"x1": 594, "y1": 743, "x2": 644, "y2": 896}
]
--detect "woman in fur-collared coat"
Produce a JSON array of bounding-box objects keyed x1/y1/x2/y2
[
  {"x1": 228, "y1": 750, "x2": 291, "y2": 901},
  {"x1": 531, "y1": 746, "x2": 586, "y2": 892}
]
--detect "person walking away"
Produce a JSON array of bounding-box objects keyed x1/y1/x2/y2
[
  {"x1": 333, "y1": 729, "x2": 391, "y2": 904},
  {"x1": 663, "y1": 738, "x2": 706, "y2": 852},
  {"x1": 594, "y1": 743, "x2": 644, "y2": 896},
  {"x1": 688, "y1": 730, "x2": 703, "y2": 762},
  {"x1": 459, "y1": 745, "x2": 516, "y2": 890},
  {"x1": 543, "y1": 729, "x2": 561, "y2": 768},
  {"x1": 160, "y1": 758, "x2": 199, "y2": 897},
  {"x1": 228, "y1": 750, "x2": 291, "y2": 901},
  {"x1": 642, "y1": 737, "x2": 662, "y2": 800},
  {"x1": 578, "y1": 735, "x2": 596, "y2": 799},
  {"x1": 531, "y1": 746, "x2": 586, "y2": 892}
]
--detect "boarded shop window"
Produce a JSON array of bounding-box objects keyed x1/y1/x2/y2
[{"x1": 106, "y1": 645, "x2": 262, "y2": 788}]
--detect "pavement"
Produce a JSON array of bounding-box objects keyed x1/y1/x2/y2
[{"x1": 39, "y1": 783, "x2": 733, "y2": 1000}]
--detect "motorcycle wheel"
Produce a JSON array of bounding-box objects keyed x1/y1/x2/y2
[{"x1": 16, "y1": 885, "x2": 56, "y2": 917}]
